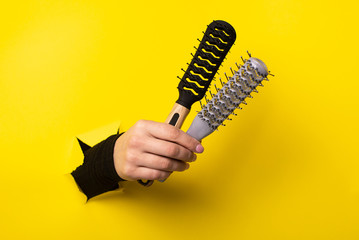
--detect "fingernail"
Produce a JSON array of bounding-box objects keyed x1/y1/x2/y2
[
  {"x1": 195, "y1": 144, "x2": 204, "y2": 153},
  {"x1": 185, "y1": 163, "x2": 190, "y2": 170},
  {"x1": 192, "y1": 154, "x2": 197, "y2": 162}
]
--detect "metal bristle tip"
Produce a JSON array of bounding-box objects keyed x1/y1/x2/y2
[{"x1": 187, "y1": 57, "x2": 270, "y2": 141}]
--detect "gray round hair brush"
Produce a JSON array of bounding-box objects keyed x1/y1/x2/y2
[{"x1": 186, "y1": 57, "x2": 269, "y2": 141}]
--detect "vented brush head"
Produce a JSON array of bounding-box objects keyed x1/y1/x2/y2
[
  {"x1": 186, "y1": 56, "x2": 269, "y2": 141},
  {"x1": 177, "y1": 20, "x2": 236, "y2": 109}
]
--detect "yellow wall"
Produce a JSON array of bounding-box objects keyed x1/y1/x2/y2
[{"x1": 1, "y1": 0, "x2": 358, "y2": 239}]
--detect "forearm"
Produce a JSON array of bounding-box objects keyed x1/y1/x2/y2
[{"x1": 71, "y1": 133, "x2": 126, "y2": 200}]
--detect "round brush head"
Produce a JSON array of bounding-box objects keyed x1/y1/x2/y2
[{"x1": 186, "y1": 57, "x2": 270, "y2": 141}]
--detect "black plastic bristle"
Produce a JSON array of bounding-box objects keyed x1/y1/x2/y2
[{"x1": 176, "y1": 20, "x2": 236, "y2": 109}]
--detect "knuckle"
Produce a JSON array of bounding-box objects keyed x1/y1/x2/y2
[
  {"x1": 160, "y1": 159, "x2": 173, "y2": 170},
  {"x1": 125, "y1": 151, "x2": 137, "y2": 163},
  {"x1": 134, "y1": 119, "x2": 147, "y2": 129},
  {"x1": 166, "y1": 145, "x2": 179, "y2": 157},
  {"x1": 128, "y1": 135, "x2": 141, "y2": 148},
  {"x1": 149, "y1": 171, "x2": 161, "y2": 180},
  {"x1": 122, "y1": 164, "x2": 135, "y2": 177},
  {"x1": 168, "y1": 127, "x2": 180, "y2": 140}
]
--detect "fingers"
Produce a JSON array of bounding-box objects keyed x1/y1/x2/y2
[
  {"x1": 139, "y1": 120, "x2": 204, "y2": 153},
  {"x1": 141, "y1": 137, "x2": 197, "y2": 162},
  {"x1": 134, "y1": 167, "x2": 172, "y2": 181},
  {"x1": 139, "y1": 153, "x2": 190, "y2": 172},
  {"x1": 113, "y1": 120, "x2": 205, "y2": 181}
]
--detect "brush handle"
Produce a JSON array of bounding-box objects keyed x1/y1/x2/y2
[
  {"x1": 165, "y1": 103, "x2": 190, "y2": 128},
  {"x1": 186, "y1": 115, "x2": 213, "y2": 141}
]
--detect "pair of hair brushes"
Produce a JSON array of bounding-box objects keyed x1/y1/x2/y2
[{"x1": 138, "y1": 20, "x2": 269, "y2": 186}]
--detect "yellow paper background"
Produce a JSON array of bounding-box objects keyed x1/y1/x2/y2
[{"x1": 0, "y1": 0, "x2": 358, "y2": 239}]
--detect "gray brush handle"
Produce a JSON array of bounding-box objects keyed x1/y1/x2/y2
[{"x1": 186, "y1": 115, "x2": 214, "y2": 141}]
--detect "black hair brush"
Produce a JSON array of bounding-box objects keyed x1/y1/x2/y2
[
  {"x1": 139, "y1": 20, "x2": 236, "y2": 186},
  {"x1": 165, "y1": 20, "x2": 236, "y2": 128}
]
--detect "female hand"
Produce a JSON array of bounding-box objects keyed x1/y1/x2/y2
[{"x1": 113, "y1": 120, "x2": 204, "y2": 181}]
